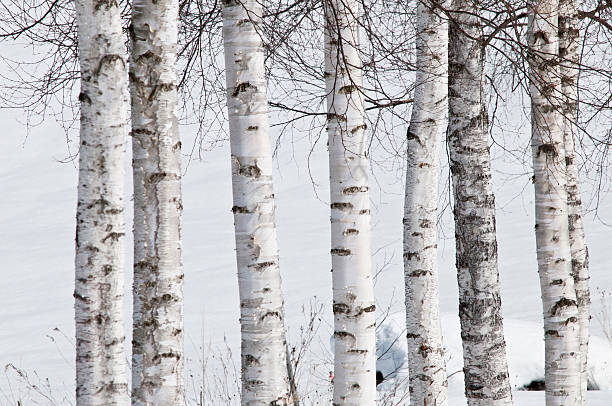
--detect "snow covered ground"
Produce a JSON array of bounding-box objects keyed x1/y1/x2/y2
[
  {"x1": 374, "y1": 311, "x2": 612, "y2": 405},
  {"x1": 1, "y1": 83, "x2": 612, "y2": 404}
]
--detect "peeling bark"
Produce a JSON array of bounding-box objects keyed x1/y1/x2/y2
[
  {"x1": 129, "y1": 0, "x2": 184, "y2": 404},
  {"x1": 74, "y1": 0, "x2": 129, "y2": 404},
  {"x1": 528, "y1": 1, "x2": 581, "y2": 404},
  {"x1": 448, "y1": 1, "x2": 513, "y2": 404},
  {"x1": 222, "y1": 0, "x2": 290, "y2": 404},
  {"x1": 403, "y1": 1, "x2": 449, "y2": 405},
  {"x1": 559, "y1": 0, "x2": 590, "y2": 402},
  {"x1": 324, "y1": 0, "x2": 376, "y2": 403}
]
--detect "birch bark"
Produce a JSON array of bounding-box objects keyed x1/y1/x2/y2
[
  {"x1": 403, "y1": 1, "x2": 449, "y2": 404},
  {"x1": 448, "y1": 1, "x2": 513, "y2": 404},
  {"x1": 558, "y1": 0, "x2": 590, "y2": 400},
  {"x1": 74, "y1": 0, "x2": 130, "y2": 404},
  {"x1": 528, "y1": 1, "x2": 581, "y2": 404},
  {"x1": 324, "y1": 0, "x2": 376, "y2": 403},
  {"x1": 222, "y1": 0, "x2": 290, "y2": 404},
  {"x1": 129, "y1": 0, "x2": 184, "y2": 404}
]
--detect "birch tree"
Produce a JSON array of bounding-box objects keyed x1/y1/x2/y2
[
  {"x1": 74, "y1": 0, "x2": 130, "y2": 404},
  {"x1": 448, "y1": 1, "x2": 513, "y2": 404},
  {"x1": 222, "y1": 0, "x2": 290, "y2": 404},
  {"x1": 403, "y1": 1, "x2": 449, "y2": 404},
  {"x1": 528, "y1": 0, "x2": 581, "y2": 404},
  {"x1": 559, "y1": 0, "x2": 590, "y2": 401},
  {"x1": 129, "y1": 0, "x2": 184, "y2": 404},
  {"x1": 324, "y1": 0, "x2": 376, "y2": 403}
]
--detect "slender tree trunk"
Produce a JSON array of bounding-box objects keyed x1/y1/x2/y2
[
  {"x1": 448, "y1": 1, "x2": 513, "y2": 405},
  {"x1": 558, "y1": 0, "x2": 590, "y2": 401},
  {"x1": 403, "y1": 1, "x2": 449, "y2": 404},
  {"x1": 129, "y1": 0, "x2": 184, "y2": 404},
  {"x1": 528, "y1": 1, "x2": 581, "y2": 404},
  {"x1": 74, "y1": 0, "x2": 129, "y2": 404},
  {"x1": 324, "y1": 0, "x2": 376, "y2": 403},
  {"x1": 221, "y1": 0, "x2": 290, "y2": 404}
]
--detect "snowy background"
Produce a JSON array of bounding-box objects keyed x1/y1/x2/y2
[{"x1": 1, "y1": 52, "x2": 611, "y2": 405}]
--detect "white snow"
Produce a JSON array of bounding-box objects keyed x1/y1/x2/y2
[
  {"x1": 374, "y1": 312, "x2": 612, "y2": 403},
  {"x1": 1, "y1": 57, "x2": 612, "y2": 405}
]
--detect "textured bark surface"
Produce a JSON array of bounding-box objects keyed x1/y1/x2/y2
[
  {"x1": 528, "y1": 1, "x2": 581, "y2": 404},
  {"x1": 74, "y1": 0, "x2": 130, "y2": 405},
  {"x1": 130, "y1": 0, "x2": 184, "y2": 404},
  {"x1": 222, "y1": 0, "x2": 290, "y2": 404},
  {"x1": 324, "y1": 0, "x2": 376, "y2": 404},
  {"x1": 403, "y1": 1, "x2": 449, "y2": 405},
  {"x1": 558, "y1": 0, "x2": 590, "y2": 401},
  {"x1": 448, "y1": 1, "x2": 513, "y2": 404}
]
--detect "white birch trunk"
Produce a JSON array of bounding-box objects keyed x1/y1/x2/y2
[
  {"x1": 448, "y1": 1, "x2": 513, "y2": 404},
  {"x1": 324, "y1": 0, "x2": 376, "y2": 403},
  {"x1": 129, "y1": 0, "x2": 184, "y2": 404},
  {"x1": 528, "y1": 1, "x2": 581, "y2": 404},
  {"x1": 74, "y1": 0, "x2": 130, "y2": 404},
  {"x1": 221, "y1": 0, "x2": 290, "y2": 404},
  {"x1": 403, "y1": 1, "x2": 449, "y2": 404},
  {"x1": 558, "y1": 0, "x2": 590, "y2": 401}
]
